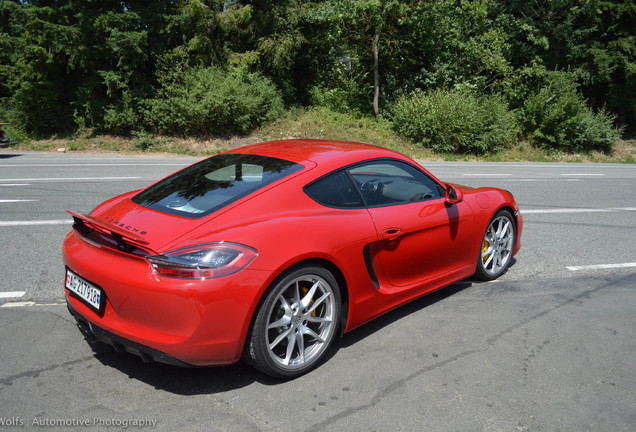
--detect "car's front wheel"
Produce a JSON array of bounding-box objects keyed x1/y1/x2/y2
[
  {"x1": 475, "y1": 210, "x2": 516, "y2": 280},
  {"x1": 245, "y1": 265, "x2": 341, "y2": 379}
]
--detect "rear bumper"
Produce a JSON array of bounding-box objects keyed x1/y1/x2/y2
[
  {"x1": 63, "y1": 231, "x2": 274, "y2": 366},
  {"x1": 67, "y1": 301, "x2": 193, "y2": 367}
]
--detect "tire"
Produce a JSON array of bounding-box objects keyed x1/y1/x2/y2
[
  {"x1": 475, "y1": 210, "x2": 516, "y2": 281},
  {"x1": 245, "y1": 265, "x2": 341, "y2": 379}
]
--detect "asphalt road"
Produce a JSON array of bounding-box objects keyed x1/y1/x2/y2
[{"x1": 1, "y1": 150, "x2": 634, "y2": 431}]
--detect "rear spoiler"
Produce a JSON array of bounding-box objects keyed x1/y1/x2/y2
[{"x1": 67, "y1": 211, "x2": 150, "y2": 247}]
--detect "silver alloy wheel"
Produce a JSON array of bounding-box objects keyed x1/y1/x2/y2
[
  {"x1": 265, "y1": 274, "x2": 336, "y2": 370},
  {"x1": 480, "y1": 213, "x2": 514, "y2": 277}
]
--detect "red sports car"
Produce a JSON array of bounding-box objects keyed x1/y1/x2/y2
[{"x1": 63, "y1": 140, "x2": 522, "y2": 378}]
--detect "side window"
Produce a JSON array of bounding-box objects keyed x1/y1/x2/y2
[
  {"x1": 241, "y1": 164, "x2": 264, "y2": 182},
  {"x1": 349, "y1": 160, "x2": 442, "y2": 206},
  {"x1": 206, "y1": 165, "x2": 236, "y2": 181},
  {"x1": 305, "y1": 170, "x2": 364, "y2": 208}
]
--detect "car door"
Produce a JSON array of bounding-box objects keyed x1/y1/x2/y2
[{"x1": 349, "y1": 160, "x2": 474, "y2": 288}]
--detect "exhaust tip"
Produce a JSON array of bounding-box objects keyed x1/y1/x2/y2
[{"x1": 76, "y1": 319, "x2": 97, "y2": 343}]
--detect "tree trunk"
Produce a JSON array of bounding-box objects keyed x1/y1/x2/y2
[{"x1": 373, "y1": 27, "x2": 380, "y2": 117}]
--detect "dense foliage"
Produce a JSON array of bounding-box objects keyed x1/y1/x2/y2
[
  {"x1": 392, "y1": 86, "x2": 519, "y2": 154},
  {"x1": 0, "y1": 0, "x2": 632, "y2": 152},
  {"x1": 144, "y1": 66, "x2": 283, "y2": 135}
]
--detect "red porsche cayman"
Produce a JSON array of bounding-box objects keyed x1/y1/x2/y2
[{"x1": 63, "y1": 140, "x2": 522, "y2": 378}]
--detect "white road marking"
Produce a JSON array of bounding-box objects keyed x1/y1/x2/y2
[
  {"x1": 1, "y1": 301, "x2": 36, "y2": 308},
  {"x1": 0, "y1": 291, "x2": 26, "y2": 299},
  {"x1": 422, "y1": 162, "x2": 630, "y2": 168},
  {"x1": 522, "y1": 207, "x2": 636, "y2": 214},
  {"x1": 0, "y1": 219, "x2": 70, "y2": 227},
  {"x1": 0, "y1": 199, "x2": 38, "y2": 203},
  {"x1": 461, "y1": 173, "x2": 513, "y2": 177},
  {"x1": 523, "y1": 208, "x2": 610, "y2": 214},
  {"x1": 567, "y1": 262, "x2": 636, "y2": 271},
  {"x1": 445, "y1": 178, "x2": 580, "y2": 182},
  {"x1": 0, "y1": 301, "x2": 65, "y2": 308},
  {"x1": 0, "y1": 163, "x2": 188, "y2": 168},
  {"x1": 0, "y1": 176, "x2": 141, "y2": 182},
  {"x1": 494, "y1": 179, "x2": 580, "y2": 182},
  {"x1": 0, "y1": 184, "x2": 30, "y2": 186},
  {"x1": 560, "y1": 173, "x2": 605, "y2": 176}
]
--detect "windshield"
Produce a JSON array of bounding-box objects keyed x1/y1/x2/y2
[{"x1": 132, "y1": 154, "x2": 303, "y2": 218}]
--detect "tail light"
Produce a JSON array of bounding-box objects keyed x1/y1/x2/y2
[{"x1": 147, "y1": 242, "x2": 257, "y2": 279}]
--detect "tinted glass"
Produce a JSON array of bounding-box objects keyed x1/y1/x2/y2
[
  {"x1": 305, "y1": 170, "x2": 364, "y2": 208},
  {"x1": 349, "y1": 160, "x2": 442, "y2": 206},
  {"x1": 132, "y1": 154, "x2": 303, "y2": 218}
]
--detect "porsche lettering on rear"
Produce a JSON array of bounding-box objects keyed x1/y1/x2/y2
[{"x1": 103, "y1": 217, "x2": 148, "y2": 235}]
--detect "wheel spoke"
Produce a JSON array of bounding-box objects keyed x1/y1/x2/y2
[
  {"x1": 483, "y1": 251, "x2": 494, "y2": 268},
  {"x1": 303, "y1": 327, "x2": 324, "y2": 343},
  {"x1": 496, "y1": 220, "x2": 509, "y2": 239},
  {"x1": 306, "y1": 292, "x2": 330, "y2": 315},
  {"x1": 269, "y1": 327, "x2": 292, "y2": 350},
  {"x1": 300, "y1": 280, "x2": 320, "y2": 309},
  {"x1": 268, "y1": 297, "x2": 292, "y2": 330},
  {"x1": 278, "y1": 295, "x2": 292, "y2": 313},
  {"x1": 293, "y1": 281, "x2": 301, "y2": 309},
  {"x1": 283, "y1": 332, "x2": 296, "y2": 365},
  {"x1": 306, "y1": 315, "x2": 332, "y2": 324},
  {"x1": 295, "y1": 331, "x2": 305, "y2": 364},
  {"x1": 503, "y1": 235, "x2": 512, "y2": 251},
  {"x1": 268, "y1": 314, "x2": 291, "y2": 330}
]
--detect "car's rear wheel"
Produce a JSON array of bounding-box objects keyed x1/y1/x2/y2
[
  {"x1": 245, "y1": 265, "x2": 341, "y2": 379},
  {"x1": 475, "y1": 210, "x2": 516, "y2": 280}
]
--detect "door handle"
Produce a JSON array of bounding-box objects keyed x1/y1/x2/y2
[{"x1": 382, "y1": 227, "x2": 402, "y2": 241}]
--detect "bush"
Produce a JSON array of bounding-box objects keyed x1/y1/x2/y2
[
  {"x1": 574, "y1": 107, "x2": 622, "y2": 152},
  {"x1": 7, "y1": 80, "x2": 76, "y2": 136},
  {"x1": 144, "y1": 66, "x2": 284, "y2": 135},
  {"x1": 391, "y1": 86, "x2": 519, "y2": 154},
  {"x1": 521, "y1": 72, "x2": 621, "y2": 152},
  {"x1": 103, "y1": 91, "x2": 143, "y2": 135},
  {"x1": 309, "y1": 63, "x2": 372, "y2": 114}
]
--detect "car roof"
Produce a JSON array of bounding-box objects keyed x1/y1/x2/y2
[{"x1": 226, "y1": 139, "x2": 409, "y2": 169}]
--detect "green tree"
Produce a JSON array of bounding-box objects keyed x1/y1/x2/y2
[
  {"x1": 1, "y1": 0, "x2": 79, "y2": 133},
  {"x1": 493, "y1": 0, "x2": 634, "y2": 130},
  {"x1": 399, "y1": 0, "x2": 513, "y2": 93},
  {"x1": 0, "y1": 0, "x2": 630, "y2": 144},
  {"x1": 520, "y1": 70, "x2": 621, "y2": 151},
  {"x1": 304, "y1": 0, "x2": 410, "y2": 115}
]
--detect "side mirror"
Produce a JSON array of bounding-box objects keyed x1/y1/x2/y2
[{"x1": 445, "y1": 184, "x2": 463, "y2": 204}]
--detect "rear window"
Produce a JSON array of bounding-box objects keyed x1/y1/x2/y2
[{"x1": 132, "y1": 154, "x2": 303, "y2": 218}]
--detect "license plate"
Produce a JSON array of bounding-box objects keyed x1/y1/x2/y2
[{"x1": 65, "y1": 269, "x2": 103, "y2": 312}]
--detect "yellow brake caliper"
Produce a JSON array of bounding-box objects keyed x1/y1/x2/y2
[{"x1": 482, "y1": 238, "x2": 490, "y2": 263}]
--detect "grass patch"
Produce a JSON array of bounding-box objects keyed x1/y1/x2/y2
[
  {"x1": 5, "y1": 107, "x2": 635, "y2": 163},
  {"x1": 253, "y1": 107, "x2": 439, "y2": 160}
]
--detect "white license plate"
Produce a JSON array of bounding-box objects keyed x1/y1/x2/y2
[{"x1": 65, "y1": 269, "x2": 103, "y2": 312}]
